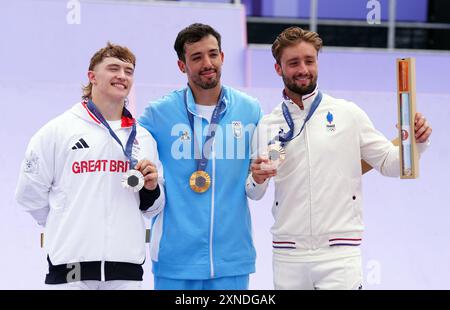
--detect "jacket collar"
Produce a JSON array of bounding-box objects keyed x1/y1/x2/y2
[
  {"x1": 282, "y1": 85, "x2": 319, "y2": 115},
  {"x1": 72, "y1": 99, "x2": 136, "y2": 128},
  {"x1": 184, "y1": 84, "x2": 229, "y2": 117}
]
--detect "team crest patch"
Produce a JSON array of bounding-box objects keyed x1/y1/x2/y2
[
  {"x1": 24, "y1": 151, "x2": 39, "y2": 174},
  {"x1": 232, "y1": 121, "x2": 243, "y2": 138},
  {"x1": 326, "y1": 111, "x2": 336, "y2": 132},
  {"x1": 180, "y1": 131, "x2": 191, "y2": 141}
]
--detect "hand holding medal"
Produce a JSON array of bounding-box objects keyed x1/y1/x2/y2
[
  {"x1": 85, "y1": 99, "x2": 155, "y2": 193},
  {"x1": 251, "y1": 157, "x2": 277, "y2": 184},
  {"x1": 134, "y1": 159, "x2": 159, "y2": 191},
  {"x1": 122, "y1": 159, "x2": 158, "y2": 192},
  {"x1": 260, "y1": 141, "x2": 286, "y2": 171},
  {"x1": 253, "y1": 91, "x2": 323, "y2": 182},
  {"x1": 122, "y1": 169, "x2": 145, "y2": 192}
]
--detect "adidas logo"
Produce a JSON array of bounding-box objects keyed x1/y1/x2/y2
[{"x1": 71, "y1": 138, "x2": 90, "y2": 150}]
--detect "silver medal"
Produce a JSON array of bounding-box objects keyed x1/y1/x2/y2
[
  {"x1": 261, "y1": 142, "x2": 286, "y2": 170},
  {"x1": 122, "y1": 169, "x2": 145, "y2": 192}
]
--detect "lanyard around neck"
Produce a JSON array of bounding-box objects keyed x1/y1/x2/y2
[
  {"x1": 86, "y1": 99, "x2": 138, "y2": 168},
  {"x1": 184, "y1": 88, "x2": 225, "y2": 172},
  {"x1": 274, "y1": 91, "x2": 323, "y2": 147}
]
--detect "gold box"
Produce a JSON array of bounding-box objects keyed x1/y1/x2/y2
[{"x1": 396, "y1": 58, "x2": 419, "y2": 178}]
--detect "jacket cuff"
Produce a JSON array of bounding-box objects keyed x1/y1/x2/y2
[
  {"x1": 139, "y1": 184, "x2": 161, "y2": 211},
  {"x1": 245, "y1": 173, "x2": 269, "y2": 200}
]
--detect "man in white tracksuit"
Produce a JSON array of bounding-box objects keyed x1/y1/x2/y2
[
  {"x1": 246, "y1": 27, "x2": 432, "y2": 290},
  {"x1": 15, "y1": 43, "x2": 165, "y2": 289}
]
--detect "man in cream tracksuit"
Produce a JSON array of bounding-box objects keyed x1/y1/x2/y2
[
  {"x1": 15, "y1": 43, "x2": 165, "y2": 289},
  {"x1": 246, "y1": 27, "x2": 432, "y2": 290}
]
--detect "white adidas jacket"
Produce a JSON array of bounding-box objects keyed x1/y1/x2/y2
[
  {"x1": 15, "y1": 102, "x2": 165, "y2": 282},
  {"x1": 246, "y1": 90, "x2": 428, "y2": 250}
]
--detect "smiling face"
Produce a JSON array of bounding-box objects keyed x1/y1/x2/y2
[
  {"x1": 177, "y1": 34, "x2": 224, "y2": 91},
  {"x1": 275, "y1": 41, "x2": 318, "y2": 96},
  {"x1": 88, "y1": 57, "x2": 134, "y2": 103}
]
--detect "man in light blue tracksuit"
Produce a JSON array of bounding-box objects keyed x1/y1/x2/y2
[{"x1": 139, "y1": 23, "x2": 263, "y2": 290}]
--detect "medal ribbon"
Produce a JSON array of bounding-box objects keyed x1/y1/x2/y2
[
  {"x1": 86, "y1": 99, "x2": 138, "y2": 169},
  {"x1": 184, "y1": 88, "x2": 226, "y2": 172},
  {"x1": 272, "y1": 91, "x2": 323, "y2": 147}
]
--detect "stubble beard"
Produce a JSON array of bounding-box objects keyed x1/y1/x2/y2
[
  {"x1": 192, "y1": 69, "x2": 221, "y2": 90},
  {"x1": 283, "y1": 73, "x2": 317, "y2": 96}
]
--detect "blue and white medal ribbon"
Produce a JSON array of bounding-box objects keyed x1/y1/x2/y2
[
  {"x1": 184, "y1": 88, "x2": 226, "y2": 193},
  {"x1": 262, "y1": 91, "x2": 323, "y2": 170},
  {"x1": 85, "y1": 99, "x2": 144, "y2": 191}
]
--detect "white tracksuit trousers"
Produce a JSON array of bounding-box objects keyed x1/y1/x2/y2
[{"x1": 273, "y1": 246, "x2": 363, "y2": 290}]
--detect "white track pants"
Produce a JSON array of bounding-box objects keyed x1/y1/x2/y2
[{"x1": 273, "y1": 251, "x2": 363, "y2": 290}]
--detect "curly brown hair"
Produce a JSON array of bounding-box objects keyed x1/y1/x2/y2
[{"x1": 82, "y1": 42, "x2": 136, "y2": 99}]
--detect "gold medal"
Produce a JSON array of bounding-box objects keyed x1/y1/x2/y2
[{"x1": 189, "y1": 171, "x2": 211, "y2": 193}]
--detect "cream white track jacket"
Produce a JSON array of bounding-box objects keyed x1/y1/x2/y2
[{"x1": 246, "y1": 90, "x2": 428, "y2": 251}]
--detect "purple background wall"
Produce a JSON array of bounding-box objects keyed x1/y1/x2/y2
[
  {"x1": 247, "y1": 46, "x2": 450, "y2": 93},
  {"x1": 0, "y1": 0, "x2": 246, "y2": 86},
  {"x1": 1, "y1": 0, "x2": 449, "y2": 290},
  {"x1": 242, "y1": 0, "x2": 428, "y2": 21}
]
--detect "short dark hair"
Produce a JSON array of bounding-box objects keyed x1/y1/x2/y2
[{"x1": 174, "y1": 23, "x2": 222, "y2": 62}]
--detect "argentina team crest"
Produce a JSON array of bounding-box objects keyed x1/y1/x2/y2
[
  {"x1": 180, "y1": 130, "x2": 191, "y2": 141},
  {"x1": 232, "y1": 121, "x2": 243, "y2": 138}
]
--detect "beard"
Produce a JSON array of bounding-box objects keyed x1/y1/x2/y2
[
  {"x1": 282, "y1": 73, "x2": 317, "y2": 96},
  {"x1": 191, "y1": 68, "x2": 221, "y2": 90}
]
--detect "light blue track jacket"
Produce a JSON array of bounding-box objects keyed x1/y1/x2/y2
[{"x1": 139, "y1": 85, "x2": 262, "y2": 279}]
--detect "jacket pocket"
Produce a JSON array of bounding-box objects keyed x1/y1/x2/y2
[{"x1": 349, "y1": 179, "x2": 363, "y2": 224}]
